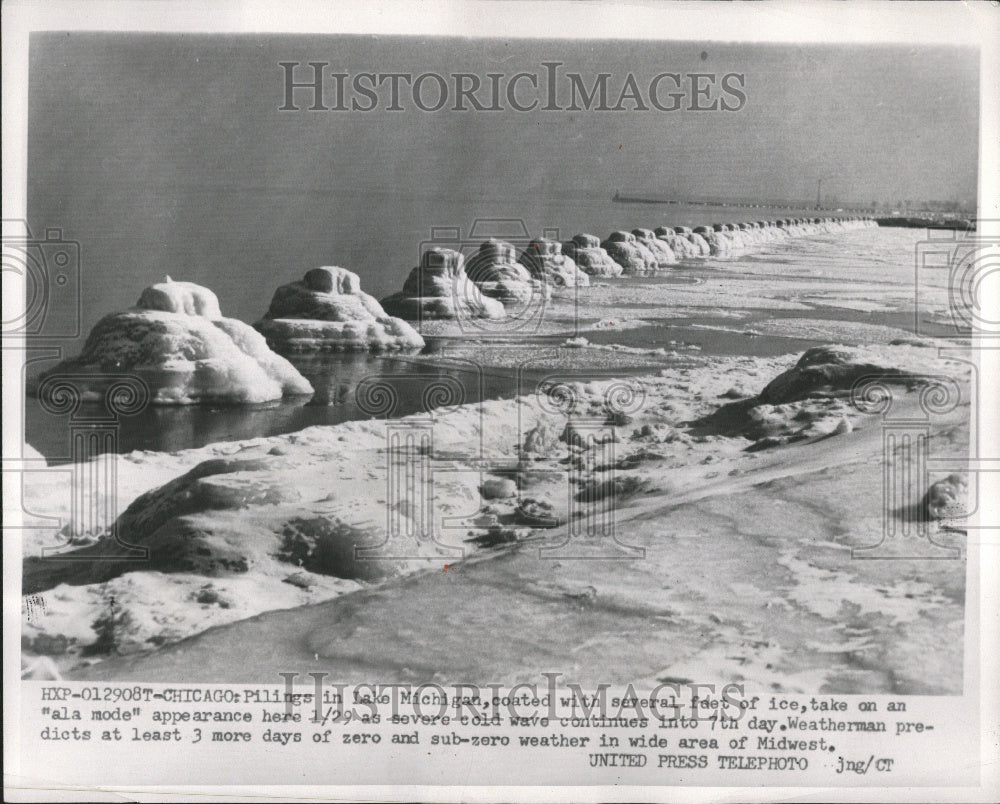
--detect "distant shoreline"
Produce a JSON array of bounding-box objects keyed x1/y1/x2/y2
[
  {"x1": 611, "y1": 191, "x2": 874, "y2": 213},
  {"x1": 875, "y1": 216, "x2": 975, "y2": 231},
  {"x1": 610, "y1": 193, "x2": 974, "y2": 229}
]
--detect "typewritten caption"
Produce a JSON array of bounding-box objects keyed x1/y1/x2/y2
[{"x1": 21, "y1": 678, "x2": 976, "y2": 786}]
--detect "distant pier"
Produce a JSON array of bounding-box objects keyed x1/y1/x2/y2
[
  {"x1": 875, "y1": 216, "x2": 974, "y2": 231},
  {"x1": 611, "y1": 191, "x2": 875, "y2": 213}
]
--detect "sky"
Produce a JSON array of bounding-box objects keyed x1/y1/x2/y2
[
  {"x1": 26, "y1": 33, "x2": 980, "y2": 340},
  {"x1": 30, "y1": 34, "x2": 979, "y2": 205}
]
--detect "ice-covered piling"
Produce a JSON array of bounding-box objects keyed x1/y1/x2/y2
[
  {"x1": 601, "y1": 230, "x2": 658, "y2": 275},
  {"x1": 465, "y1": 239, "x2": 552, "y2": 305},
  {"x1": 518, "y1": 238, "x2": 590, "y2": 287},
  {"x1": 620, "y1": 216, "x2": 876, "y2": 265},
  {"x1": 254, "y1": 266, "x2": 424, "y2": 354},
  {"x1": 34, "y1": 279, "x2": 313, "y2": 404},
  {"x1": 632, "y1": 228, "x2": 678, "y2": 267},
  {"x1": 562, "y1": 234, "x2": 623, "y2": 277},
  {"x1": 381, "y1": 247, "x2": 506, "y2": 321}
]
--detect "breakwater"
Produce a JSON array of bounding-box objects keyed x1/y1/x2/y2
[
  {"x1": 875, "y1": 216, "x2": 973, "y2": 231},
  {"x1": 380, "y1": 216, "x2": 878, "y2": 320},
  {"x1": 28, "y1": 215, "x2": 878, "y2": 409}
]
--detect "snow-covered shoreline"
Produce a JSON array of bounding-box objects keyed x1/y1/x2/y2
[{"x1": 21, "y1": 339, "x2": 970, "y2": 689}]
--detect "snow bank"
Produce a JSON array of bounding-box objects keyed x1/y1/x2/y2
[{"x1": 699, "y1": 343, "x2": 965, "y2": 450}]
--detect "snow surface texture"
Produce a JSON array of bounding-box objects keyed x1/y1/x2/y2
[
  {"x1": 381, "y1": 247, "x2": 507, "y2": 320},
  {"x1": 23, "y1": 343, "x2": 968, "y2": 690},
  {"x1": 35, "y1": 279, "x2": 313, "y2": 404},
  {"x1": 254, "y1": 266, "x2": 424, "y2": 353}
]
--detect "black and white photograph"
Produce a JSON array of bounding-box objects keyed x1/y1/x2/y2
[{"x1": 4, "y1": 0, "x2": 998, "y2": 799}]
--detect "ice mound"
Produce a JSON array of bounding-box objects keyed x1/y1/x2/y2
[
  {"x1": 254, "y1": 266, "x2": 424, "y2": 353},
  {"x1": 381, "y1": 247, "x2": 506, "y2": 320},
  {"x1": 464, "y1": 239, "x2": 552, "y2": 306},
  {"x1": 775, "y1": 216, "x2": 876, "y2": 238},
  {"x1": 675, "y1": 226, "x2": 711, "y2": 257},
  {"x1": 632, "y1": 228, "x2": 678, "y2": 267},
  {"x1": 34, "y1": 279, "x2": 312, "y2": 405},
  {"x1": 601, "y1": 231, "x2": 658, "y2": 275},
  {"x1": 757, "y1": 345, "x2": 913, "y2": 405},
  {"x1": 24, "y1": 453, "x2": 425, "y2": 598},
  {"x1": 561, "y1": 233, "x2": 623, "y2": 277},
  {"x1": 137, "y1": 279, "x2": 222, "y2": 318},
  {"x1": 923, "y1": 474, "x2": 969, "y2": 520},
  {"x1": 25, "y1": 348, "x2": 962, "y2": 682},
  {"x1": 21, "y1": 656, "x2": 62, "y2": 680},
  {"x1": 698, "y1": 344, "x2": 961, "y2": 450},
  {"x1": 23, "y1": 443, "x2": 47, "y2": 464},
  {"x1": 694, "y1": 225, "x2": 732, "y2": 257},
  {"x1": 654, "y1": 226, "x2": 694, "y2": 260},
  {"x1": 110, "y1": 456, "x2": 409, "y2": 581},
  {"x1": 518, "y1": 238, "x2": 590, "y2": 287},
  {"x1": 739, "y1": 222, "x2": 765, "y2": 246}
]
